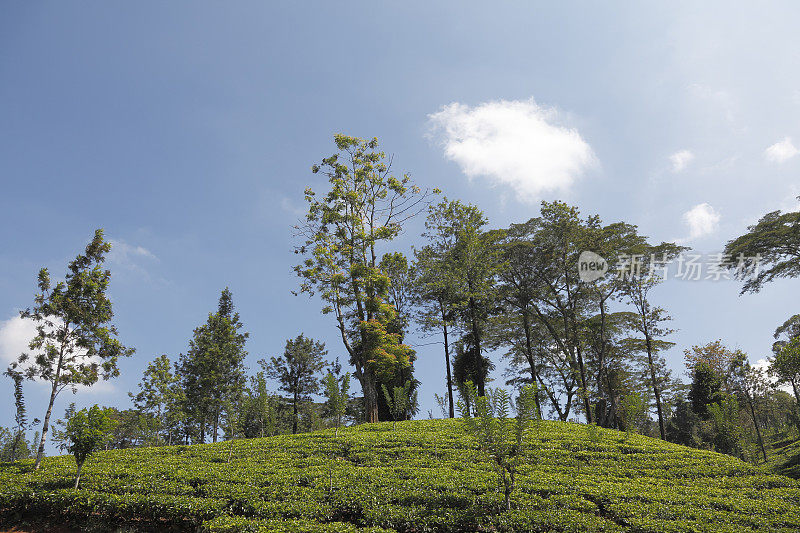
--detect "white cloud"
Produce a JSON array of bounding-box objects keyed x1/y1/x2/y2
[
  {"x1": 0, "y1": 314, "x2": 115, "y2": 394},
  {"x1": 0, "y1": 314, "x2": 36, "y2": 367},
  {"x1": 669, "y1": 150, "x2": 694, "y2": 172},
  {"x1": 107, "y1": 239, "x2": 159, "y2": 281},
  {"x1": 764, "y1": 137, "x2": 799, "y2": 163},
  {"x1": 108, "y1": 239, "x2": 157, "y2": 265},
  {"x1": 427, "y1": 98, "x2": 596, "y2": 202},
  {"x1": 754, "y1": 358, "x2": 792, "y2": 394},
  {"x1": 682, "y1": 202, "x2": 721, "y2": 241}
]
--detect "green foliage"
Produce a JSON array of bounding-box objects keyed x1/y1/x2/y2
[
  {"x1": 2, "y1": 419, "x2": 800, "y2": 531},
  {"x1": 178, "y1": 288, "x2": 248, "y2": 443},
  {"x1": 459, "y1": 382, "x2": 539, "y2": 510},
  {"x1": 0, "y1": 427, "x2": 34, "y2": 462},
  {"x1": 708, "y1": 396, "x2": 743, "y2": 457},
  {"x1": 620, "y1": 391, "x2": 648, "y2": 435},
  {"x1": 323, "y1": 371, "x2": 350, "y2": 436},
  {"x1": 7, "y1": 229, "x2": 134, "y2": 469},
  {"x1": 130, "y1": 354, "x2": 183, "y2": 445},
  {"x1": 689, "y1": 361, "x2": 724, "y2": 418},
  {"x1": 773, "y1": 337, "x2": 800, "y2": 389},
  {"x1": 723, "y1": 199, "x2": 800, "y2": 293},
  {"x1": 381, "y1": 381, "x2": 415, "y2": 429},
  {"x1": 262, "y1": 334, "x2": 327, "y2": 434},
  {"x1": 294, "y1": 134, "x2": 434, "y2": 422},
  {"x1": 63, "y1": 405, "x2": 117, "y2": 488}
]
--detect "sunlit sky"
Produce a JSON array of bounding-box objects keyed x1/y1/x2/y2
[{"x1": 2, "y1": 3, "x2": 799, "y2": 448}]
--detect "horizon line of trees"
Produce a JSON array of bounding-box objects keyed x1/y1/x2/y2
[{"x1": 3, "y1": 136, "x2": 800, "y2": 469}]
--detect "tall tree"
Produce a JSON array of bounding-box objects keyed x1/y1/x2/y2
[
  {"x1": 723, "y1": 198, "x2": 800, "y2": 293},
  {"x1": 178, "y1": 288, "x2": 248, "y2": 443},
  {"x1": 412, "y1": 202, "x2": 465, "y2": 418},
  {"x1": 417, "y1": 199, "x2": 498, "y2": 397},
  {"x1": 7, "y1": 229, "x2": 134, "y2": 469},
  {"x1": 130, "y1": 354, "x2": 180, "y2": 445},
  {"x1": 684, "y1": 340, "x2": 742, "y2": 393},
  {"x1": 499, "y1": 203, "x2": 598, "y2": 422},
  {"x1": 323, "y1": 369, "x2": 350, "y2": 436},
  {"x1": 294, "y1": 135, "x2": 434, "y2": 422},
  {"x1": 263, "y1": 334, "x2": 326, "y2": 434},
  {"x1": 5, "y1": 372, "x2": 29, "y2": 461},
  {"x1": 730, "y1": 359, "x2": 770, "y2": 462},
  {"x1": 621, "y1": 243, "x2": 684, "y2": 438},
  {"x1": 771, "y1": 336, "x2": 800, "y2": 423}
]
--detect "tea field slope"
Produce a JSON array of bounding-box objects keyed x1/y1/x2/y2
[{"x1": 2, "y1": 419, "x2": 800, "y2": 532}]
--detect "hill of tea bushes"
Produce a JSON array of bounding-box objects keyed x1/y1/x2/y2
[
  {"x1": 2, "y1": 419, "x2": 800, "y2": 532},
  {"x1": 766, "y1": 434, "x2": 800, "y2": 479}
]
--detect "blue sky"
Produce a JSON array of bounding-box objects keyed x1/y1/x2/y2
[{"x1": 2, "y1": 3, "x2": 799, "y2": 447}]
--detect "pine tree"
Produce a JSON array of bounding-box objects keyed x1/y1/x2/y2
[
  {"x1": 7, "y1": 229, "x2": 134, "y2": 469},
  {"x1": 263, "y1": 334, "x2": 326, "y2": 434},
  {"x1": 178, "y1": 288, "x2": 248, "y2": 443}
]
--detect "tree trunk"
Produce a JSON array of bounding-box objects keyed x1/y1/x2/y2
[
  {"x1": 363, "y1": 370, "x2": 379, "y2": 423},
  {"x1": 468, "y1": 296, "x2": 485, "y2": 396},
  {"x1": 292, "y1": 391, "x2": 299, "y2": 434},
  {"x1": 213, "y1": 408, "x2": 219, "y2": 443},
  {"x1": 521, "y1": 310, "x2": 542, "y2": 419},
  {"x1": 576, "y1": 344, "x2": 592, "y2": 424},
  {"x1": 597, "y1": 299, "x2": 619, "y2": 428},
  {"x1": 791, "y1": 379, "x2": 800, "y2": 434},
  {"x1": 644, "y1": 332, "x2": 666, "y2": 439},
  {"x1": 441, "y1": 305, "x2": 455, "y2": 418},
  {"x1": 746, "y1": 391, "x2": 767, "y2": 463},
  {"x1": 34, "y1": 381, "x2": 59, "y2": 470},
  {"x1": 74, "y1": 462, "x2": 83, "y2": 489}
]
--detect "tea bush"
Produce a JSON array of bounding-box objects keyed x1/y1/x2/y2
[{"x1": 2, "y1": 419, "x2": 800, "y2": 531}]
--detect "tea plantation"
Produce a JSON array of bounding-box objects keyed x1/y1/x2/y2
[{"x1": 2, "y1": 419, "x2": 799, "y2": 532}]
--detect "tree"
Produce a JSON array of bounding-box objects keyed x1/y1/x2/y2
[
  {"x1": 723, "y1": 198, "x2": 800, "y2": 293},
  {"x1": 130, "y1": 354, "x2": 180, "y2": 445},
  {"x1": 178, "y1": 288, "x2": 248, "y2": 443},
  {"x1": 460, "y1": 382, "x2": 538, "y2": 511},
  {"x1": 6, "y1": 372, "x2": 29, "y2": 461},
  {"x1": 323, "y1": 370, "x2": 350, "y2": 436},
  {"x1": 731, "y1": 360, "x2": 770, "y2": 462},
  {"x1": 772, "y1": 337, "x2": 800, "y2": 425},
  {"x1": 412, "y1": 208, "x2": 463, "y2": 418},
  {"x1": 621, "y1": 243, "x2": 684, "y2": 439},
  {"x1": 497, "y1": 203, "x2": 598, "y2": 423},
  {"x1": 0, "y1": 427, "x2": 33, "y2": 462},
  {"x1": 381, "y1": 380, "x2": 415, "y2": 429},
  {"x1": 294, "y1": 135, "x2": 435, "y2": 422},
  {"x1": 64, "y1": 405, "x2": 117, "y2": 488},
  {"x1": 688, "y1": 361, "x2": 724, "y2": 418},
  {"x1": 263, "y1": 334, "x2": 326, "y2": 434},
  {"x1": 416, "y1": 199, "x2": 498, "y2": 398},
  {"x1": 708, "y1": 396, "x2": 742, "y2": 457},
  {"x1": 7, "y1": 229, "x2": 134, "y2": 470},
  {"x1": 245, "y1": 371, "x2": 279, "y2": 438},
  {"x1": 684, "y1": 340, "x2": 742, "y2": 394}
]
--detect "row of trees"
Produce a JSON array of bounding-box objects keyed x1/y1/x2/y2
[
  {"x1": 293, "y1": 135, "x2": 687, "y2": 436},
  {"x1": 3, "y1": 136, "x2": 799, "y2": 468},
  {"x1": 128, "y1": 294, "x2": 357, "y2": 446}
]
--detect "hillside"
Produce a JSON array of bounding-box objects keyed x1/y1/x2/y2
[
  {"x1": 2, "y1": 419, "x2": 800, "y2": 532},
  {"x1": 766, "y1": 435, "x2": 800, "y2": 479}
]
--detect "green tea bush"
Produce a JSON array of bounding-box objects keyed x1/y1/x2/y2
[{"x1": 2, "y1": 419, "x2": 800, "y2": 532}]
